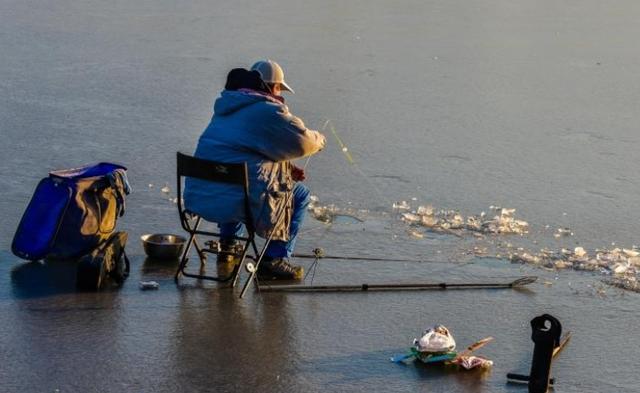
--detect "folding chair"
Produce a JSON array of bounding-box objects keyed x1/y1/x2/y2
[{"x1": 174, "y1": 152, "x2": 271, "y2": 291}]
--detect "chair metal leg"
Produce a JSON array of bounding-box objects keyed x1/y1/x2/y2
[
  {"x1": 175, "y1": 215, "x2": 272, "y2": 290},
  {"x1": 175, "y1": 231, "x2": 196, "y2": 281},
  {"x1": 239, "y1": 237, "x2": 272, "y2": 298},
  {"x1": 239, "y1": 194, "x2": 290, "y2": 298},
  {"x1": 230, "y1": 235, "x2": 257, "y2": 288},
  {"x1": 174, "y1": 217, "x2": 202, "y2": 281},
  {"x1": 176, "y1": 229, "x2": 250, "y2": 285},
  {"x1": 192, "y1": 236, "x2": 206, "y2": 266}
]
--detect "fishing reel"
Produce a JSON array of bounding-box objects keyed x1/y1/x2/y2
[{"x1": 245, "y1": 261, "x2": 256, "y2": 273}]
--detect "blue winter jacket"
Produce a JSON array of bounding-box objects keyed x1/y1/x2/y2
[{"x1": 183, "y1": 90, "x2": 326, "y2": 240}]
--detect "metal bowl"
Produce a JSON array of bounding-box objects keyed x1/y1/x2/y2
[{"x1": 141, "y1": 234, "x2": 186, "y2": 260}]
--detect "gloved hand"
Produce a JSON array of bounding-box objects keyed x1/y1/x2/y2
[{"x1": 292, "y1": 165, "x2": 306, "y2": 181}]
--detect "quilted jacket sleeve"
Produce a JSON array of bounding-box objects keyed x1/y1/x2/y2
[{"x1": 250, "y1": 103, "x2": 326, "y2": 161}]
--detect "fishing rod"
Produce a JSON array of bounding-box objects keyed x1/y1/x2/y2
[
  {"x1": 292, "y1": 248, "x2": 473, "y2": 265},
  {"x1": 259, "y1": 276, "x2": 538, "y2": 293},
  {"x1": 325, "y1": 119, "x2": 388, "y2": 205}
]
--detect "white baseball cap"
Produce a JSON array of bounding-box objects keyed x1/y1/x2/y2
[{"x1": 250, "y1": 59, "x2": 295, "y2": 93}]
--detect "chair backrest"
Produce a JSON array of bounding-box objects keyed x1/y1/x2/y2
[
  {"x1": 177, "y1": 152, "x2": 248, "y2": 188},
  {"x1": 176, "y1": 152, "x2": 253, "y2": 232}
]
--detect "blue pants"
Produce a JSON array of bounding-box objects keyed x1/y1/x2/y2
[{"x1": 218, "y1": 183, "x2": 310, "y2": 259}]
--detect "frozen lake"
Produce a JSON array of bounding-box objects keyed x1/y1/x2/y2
[{"x1": 1, "y1": 0, "x2": 640, "y2": 391}]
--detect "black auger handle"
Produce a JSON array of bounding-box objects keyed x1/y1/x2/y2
[{"x1": 528, "y1": 314, "x2": 562, "y2": 393}]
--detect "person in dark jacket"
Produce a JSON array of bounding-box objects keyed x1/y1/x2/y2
[{"x1": 184, "y1": 60, "x2": 326, "y2": 279}]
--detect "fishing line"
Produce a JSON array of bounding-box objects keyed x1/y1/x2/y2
[
  {"x1": 292, "y1": 249, "x2": 476, "y2": 265},
  {"x1": 324, "y1": 119, "x2": 388, "y2": 206},
  {"x1": 325, "y1": 120, "x2": 354, "y2": 164},
  {"x1": 296, "y1": 128, "x2": 336, "y2": 284},
  {"x1": 289, "y1": 121, "x2": 472, "y2": 284}
]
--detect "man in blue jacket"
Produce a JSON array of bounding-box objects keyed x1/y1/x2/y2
[{"x1": 184, "y1": 60, "x2": 326, "y2": 280}]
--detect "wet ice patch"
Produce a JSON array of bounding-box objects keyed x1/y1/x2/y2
[
  {"x1": 307, "y1": 195, "x2": 365, "y2": 224},
  {"x1": 299, "y1": 193, "x2": 640, "y2": 293}
]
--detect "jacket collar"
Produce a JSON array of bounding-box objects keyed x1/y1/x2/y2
[{"x1": 237, "y1": 88, "x2": 285, "y2": 104}]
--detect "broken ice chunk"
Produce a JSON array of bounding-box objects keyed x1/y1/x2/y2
[
  {"x1": 407, "y1": 228, "x2": 424, "y2": 238},
  {"x1": 417, "y1": 205, "x2": 434, "y2": 216},
  {"x1": 402, "y1": 213, "x2": 421, "y2": 223},
  {"x1": 421, "y1": 215, "x2": 438, "y2": 227},
  {"x1": 510, "y1": 253, "x2": 541, "y2": 265},
  {"x1": 611, "y1": 263, "x2": 631, "y2": 275},
  {"x1": 392, "y1": 201, "x2": 411, "y2": 210},
  {"x1": 574, "y1": 247, "x2": 587, "y2": 258},
  {"x1": 629, "y1": 257, "x2": 640, "y2": 267},
  {"x1": 554, "y1": 260, "x2": 572, "y2": 269},
  {"x1": 500, "y1": 208, "x2": 516, "y2": 216}
]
